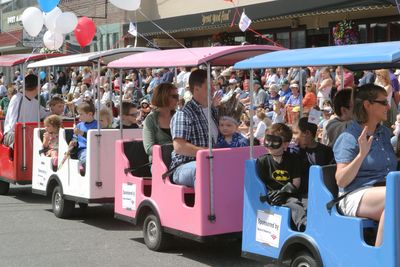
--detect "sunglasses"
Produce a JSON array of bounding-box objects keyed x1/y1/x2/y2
[
  {"x1": 169, "y1": 94, "x2": 179, "y2": 99},
  {"x1": 264, "y1": 134, "x2": 283, "y2": 149},
  {"x1": 371, "y1": 99, "x2": 389, "y2": 106}
]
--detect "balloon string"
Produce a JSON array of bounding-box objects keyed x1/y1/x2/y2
[{"x1": 226, "y1": 1, "x2": 282, "y2": 47}]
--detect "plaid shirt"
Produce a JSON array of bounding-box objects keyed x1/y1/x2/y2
[{"x1": 170, "y1": 99, "x2": 218, "y2": 170}]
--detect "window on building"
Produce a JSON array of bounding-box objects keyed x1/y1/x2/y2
[
  {"x1": 290, "y1": 30, "x2": 306, "y2": 48},
  {"x1": 370, "y1": 23, "x2": 388, "y2": 43},
  {"x1": 358, "y1": 24, "x2": 368, "y2": 43},
  {"x1": 276, "y1": 32, "x2": 289, "y2": 48}
]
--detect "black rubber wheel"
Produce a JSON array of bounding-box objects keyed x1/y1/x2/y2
[
  {"x1": 0, "y1": 180, "x2": 10, "y2": 195},
  {"x1": 143, "y1": 213, "x2": 169, "y2": 251},
  {"x1": 52, "y1": 185, "x2": 74, "y2": 218},
  {"x1": 291, "y1": 251, "x2": 318, "y2": 267}
]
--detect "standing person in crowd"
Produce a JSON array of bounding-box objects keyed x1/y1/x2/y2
[
  {"x1": 3, "y1": 74, "x2": 48, "y2": 147},
  {"x1": 335, "y1": 66, "x2": 354, "y2": 91},
  {"x1": 143, "y1": 83, "x2": 179, "y2": 161},
  {"x1": 253, "y1": 79, "x2": 267, "y2": 108},
  {"x1": 170, "y1": 69, "x2": 220, "y2": 187},
  {"x1": 317, "y1": 67, "x2": 333, "y2": 109},
  {"x1": 49, "y1": 96, "x2": 65, "y2": 116},
  {"x1": 302, "y1": 82, "x2": 317, "y2": 114},
  {"x1": 0, "y1": 87, "x2": 16, "y2": 116},
  {"x1": 161, "y1": 68, "x2": 174, "y2": 83},
  {"x1": 333, "y1": 84, "x2": 396, "y2": 247},
  {"x1": 322, "y1": 89, "x2": 353, "y2": 147},
  {"x1": 288, "y1": 67, "x2": 307, "y2": 88},
  {"x1": 265, "y1": 84, "x2": 280, "y2": 112},
  {"x1": 56, "y1": 71, "x2": 67, "y2": 95},
  {"x1": 256, "y1": 123, "x2": 306, "y2": 231},
  {"x1": 115, "y1": 102, "x2": 140, "y2": 129},
  {"x1": 375, "y1": 69, "x2": 396, "y2": 125},
  {"x1": 279, "y1": 79, "x2": 292, "y2": 105},
  {"x1": 0, "y1": 80, "x2": 6, "y2": 99},
  {"x1": 358, "y1": 70, "x2": 375, "y2": 86}
]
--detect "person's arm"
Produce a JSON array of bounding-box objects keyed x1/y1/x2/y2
[
  {"x1": 3, "y1": 94, "x2": 20, "y2": 134},
  {"x1": 142, "y1": 114, "x2": 156, "y2": 156},
  {"x1": 42, "y1": 132, "x2": 50, "y2": 148},
  {"x1": 335, "y1": 127, "x2": 372, "y2": 188},
  {"x1": 173, "y1": 138, "x2": 206, "y2": 157}
]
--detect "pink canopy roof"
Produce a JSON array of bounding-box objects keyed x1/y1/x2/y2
[
  {"x1": 0, "y1": 53, "x2": 63, "y2": 67},
  {"x1": 108, "y1": 45, "x2": 285, "y2": 68}
]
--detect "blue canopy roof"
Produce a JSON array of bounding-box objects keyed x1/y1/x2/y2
[{"x1": 234, "y1": 41, "x2": 400, "y2": 70}]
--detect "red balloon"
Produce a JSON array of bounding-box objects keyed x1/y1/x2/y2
[{"x1": 74, "y1": 17, "x2": 96, "y2": 48}]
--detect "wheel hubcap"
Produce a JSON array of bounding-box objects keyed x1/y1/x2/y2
[
  {"x1": 147, "y1": 221, "x2": 158, "y2": 242},
  {"x1": 54, "y1": 192, "x2": 62, "y2": 211},
  {"x1": 297, "y1": 263, "x2": 311, "y2": 267}
]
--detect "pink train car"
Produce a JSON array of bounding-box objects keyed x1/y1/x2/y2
[{"x1": 114, "y1": 140, "x2": 265, "y2": 251}]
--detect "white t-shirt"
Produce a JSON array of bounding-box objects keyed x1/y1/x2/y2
[
  {"x1": 254, "y1": 121, "x2": 267, "y2": 139},
  {"x1": 4, "y1": 93, "x2": 48, "y2": 134}
]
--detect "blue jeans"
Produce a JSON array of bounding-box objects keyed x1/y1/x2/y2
[
  {"x1": 78, "y1": 149, "x2": 87, "y2": 169},
  {"x1": 173, "y1": 161, "x2": 196, "y2": 187}
]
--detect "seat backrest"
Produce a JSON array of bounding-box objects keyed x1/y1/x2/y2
[
  {"x1": 39, "y1": 129, "x2": 46, "y2": 142},
  {"x1": 123, "y1": 140, "x2": 151, "y2": 177},
  {"x1": 161, "y1": 143, "x2": 173, "y2": 168},
  {"x1": 65, "y1": 129, "x2": 74, "y2": 144},
  {"x1": 322, "y1": 164, "x2": 338, "y2": 198}
]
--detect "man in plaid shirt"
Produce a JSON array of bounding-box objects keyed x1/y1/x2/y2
[{"x1": 170, "y1": 69, "x2": 219, "y2": 187}]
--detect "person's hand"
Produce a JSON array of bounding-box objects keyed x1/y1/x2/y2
[
  {"x1": 73, "y1": 127, "x2": 83, "y2": 136},
  {"x1": 212, "y1": 94, "x2": 222, "y2": 107},
  {"x1": 43, "y1": 132, "x2": 50, "y2": 140},
  {"x1": 358, "y1": 126, "x2": 373, "y2": 159}
]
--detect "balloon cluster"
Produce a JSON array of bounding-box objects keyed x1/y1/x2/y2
[{"x1": 21, "y1": 0, "x2": 97, "y2": 50}]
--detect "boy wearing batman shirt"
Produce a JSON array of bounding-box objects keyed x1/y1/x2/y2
[{"x1": 256, "y1": 123, "x2": 306, "y2": 231}]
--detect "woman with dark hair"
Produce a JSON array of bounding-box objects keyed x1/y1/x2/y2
[
  {"x1": 143, "y1": 83, "x2": 179, "y2": 161},
  {"x1": 333, "y1": 84, "x2": 396, "y2": 246}
]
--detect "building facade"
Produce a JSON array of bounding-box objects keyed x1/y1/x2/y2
[{"x1": 0, "y1": 0, "x2": 398, "y2": 54}]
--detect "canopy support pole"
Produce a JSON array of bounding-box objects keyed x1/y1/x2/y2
[
  {"x1": 22, "y1": 64, "x2": 27, "y2": 171},
  {"x1": 249, "y1": 69, "x2": 255, "y2": 160},
  {"x1": 37, "y1": 68, "x2": 41, "y2": 129},
  {"x1": 119, "y1": 69, "x2": 123, "y2": 139},
  {"x1": 299, "y1": 67, "x2": 303, "y2": 117},
  {"x1": 340, "y1": 66, "x2": 344, "y2": 90},
  {"x1": 96, "y1": 60, "x2": 102, "y2": 187},
  {"x1": 207, "y1": 63, "x2": 215, "y2": 222}
]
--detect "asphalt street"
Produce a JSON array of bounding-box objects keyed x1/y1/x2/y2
[{"x1": 0, "y1": 185, "x2": 262, "y2": 267}]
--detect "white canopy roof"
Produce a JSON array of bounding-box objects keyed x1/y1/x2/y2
[{"x1": 27, "y1": 47, "x2": 156, "y2": 68}]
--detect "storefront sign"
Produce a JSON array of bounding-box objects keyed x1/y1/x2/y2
[
  {"x1": 2, "y1": 9, "x2": 24, "y2": 32},
  {"x1": 152, "y1": 38, "x2": 184, "y2": 48},
  {"x1": 255, "y1": 210, "x2": 282, "y2": 248},
  {"x1": 201, "y1": 10, "x2": 231, "y2": 26},
  {"x1": 7, "y1": 14, "x2": 22, "y2": 25},
  {"x1": 22, "y1": 28, "x2": 45, "y2": 48}
]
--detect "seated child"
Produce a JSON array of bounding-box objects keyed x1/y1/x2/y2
[
  {"x1": 115, "y1": 101, "x2": 139, "y2": 129},
  {"x1": 256, "y1": 123, "x2": 306, "y2": 231},
  {"x1": 69, "y1": 102, "x2": 98, "y2": 174},
  {"x1": 272, "y1": 101, "x2": 285, "y2": 124},
  {"x1": 216, "y1": 94, "x2": 248, "y2": 148},
  {"x1": 291, "y1": 117, "x2": 334, "y2": 197},
  {"x1": 42, "y1": 115, "x2": 61, "y2": 169},
  {"x1": 99, "y1": 108, "x2": 113, "y2": 129},
  {"x1": 49, "y1": 96, "x2": 65, "y2": 116}
]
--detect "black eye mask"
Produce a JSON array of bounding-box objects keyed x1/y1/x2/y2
[{"x1": 264, "y1": 134, "x2": 283, "y2": 149}]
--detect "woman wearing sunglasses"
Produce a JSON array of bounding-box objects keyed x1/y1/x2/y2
[
  {"x1": 333, "y1": 83, "x2": 396, "y2": 247},
  {"x1": 143, "y1": 83, "x2": 179, "y2": 162},
  {"x1": 256, "y1": 123, "x2": 306, "y2": 231}
]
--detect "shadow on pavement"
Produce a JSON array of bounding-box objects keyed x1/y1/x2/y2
[
  {"x1": 129, "y1": 236, "x2": 262, "y2": 267},
  {"x1": 9, "y1": 186, "x2": 50, "y2": 205},
  {"x1": 45, "y1": 204, "x2": 141, "y2": 232}
]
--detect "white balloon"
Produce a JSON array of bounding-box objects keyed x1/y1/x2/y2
[
  {"x1": 43, "y1": 31, "x2": 64, "y2": 50},
  {"x1": 21, "y1": 7, "x2": 44, "y2": 37},
  {"x1": 44, "y1": 7, "x2": 62, "y2": 32},
  {"x1": 110, "y1": 0, "x2": 141, "y2": 11},
  {"x1": 55, "y1": 12, "x2": 78, "y2": 34}
]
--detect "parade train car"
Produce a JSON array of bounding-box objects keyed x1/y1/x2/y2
[
  {"x1": 107, "y1": 45, "x2": 285, "y2": 250},
  {"x1": 29, "y1": 47, "x2": 155, "y2": 218},
  {"x1": 0, "y1": 53, "x2": 64, "y2": 195},
  {"x1": 234, "y1": 41, "x2": 400, "y2": 267}
]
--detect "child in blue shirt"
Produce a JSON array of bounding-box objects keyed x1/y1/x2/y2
[
  {"x1": 216, "y1": 94, "x2": 249, "y2": 148},
  {"x1": 69, "y1": 101, "x2": 98, "y2": 174}
]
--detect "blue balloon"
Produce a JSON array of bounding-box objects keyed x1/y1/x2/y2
[
  {"x1": 39, "y1": 71, "x2": 46, "y2": 80},
  {"x1": 37, "y1": 0, "x2": 60, "y2": 13}
]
